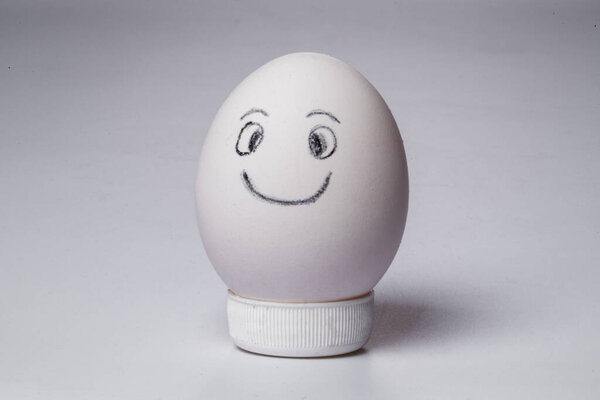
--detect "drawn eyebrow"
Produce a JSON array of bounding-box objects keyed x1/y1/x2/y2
[
  {"x1": 306, "y1": 109, "x2": 340, "y2": 124},
  {"x1": 240, "y1": 108, "x2": 269, "y2": 120}
]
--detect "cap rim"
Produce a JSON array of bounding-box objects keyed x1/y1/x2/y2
[{"x1": 227, "y1": 290, "x2": 374, "y2": 357}]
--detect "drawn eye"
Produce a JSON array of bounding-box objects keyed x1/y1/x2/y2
[
  {"x1": 308, "y1": 125, "x2": 337, "y2": 159},
  {"x1": 236, "y1": 122, "x2": 264, "y2": 156}
]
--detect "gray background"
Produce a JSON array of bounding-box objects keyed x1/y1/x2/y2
[{"x1": 1, "y1": 0, "x2": 599, "y2": 399}]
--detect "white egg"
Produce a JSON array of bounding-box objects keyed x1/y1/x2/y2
[{"x1": 196, "y1": 52, "x2": 408, "y2": 303}]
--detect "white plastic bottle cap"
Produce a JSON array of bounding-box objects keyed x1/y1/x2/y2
[{"x1": 227, "y1": 290, "x2": 374, "y2": 357}]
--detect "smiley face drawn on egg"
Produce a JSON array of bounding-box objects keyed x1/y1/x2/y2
[{"x1": 235, "y1": 107, "x2": 339, "y2": 206}]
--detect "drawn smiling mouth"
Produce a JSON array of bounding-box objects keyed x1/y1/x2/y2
[{"x1": 241, "y1": 170, "x2": 332, "y2": 206}]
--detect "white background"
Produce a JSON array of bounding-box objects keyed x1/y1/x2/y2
[{"x1": 1, "y1": 1, "x2": 599, "y2": 399}]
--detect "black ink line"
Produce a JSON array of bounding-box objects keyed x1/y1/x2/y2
[
  {"x1": 241, "y1": 170, "x2": 332, "y2": 206},
  {"x1": 309, "y1": 124, "x2": 337, "y2": 160},
  {"x1": 240, "y1": 108, "x2": 269, "y2": 120},
  {"x1": 236, "y1": 121, "x2": 264, "y2": 156},
  {"x1": 306, "y1": 109, "x2": 340, "y2": 124}
]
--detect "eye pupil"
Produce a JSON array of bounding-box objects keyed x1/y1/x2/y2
[
  {"x1": 309, "y1": 133, "x2": 326, "y2": 157},
  {"x1": 249, "y1": 131, "x2": 262, "y2": 152}
]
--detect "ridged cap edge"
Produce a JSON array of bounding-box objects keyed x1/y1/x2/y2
[{"x1": 227, "y1": 291, "x2": 374, "y2": 357}]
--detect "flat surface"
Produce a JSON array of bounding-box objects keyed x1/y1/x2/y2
[{"x1": 1, "y1": 1, "x2": 599, "y2": 399}]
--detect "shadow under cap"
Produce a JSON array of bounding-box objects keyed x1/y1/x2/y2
[{"x1": 368, "y1": 290, "x2": 494, "y2": 351}]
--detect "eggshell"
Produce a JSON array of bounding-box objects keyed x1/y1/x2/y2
[{"x1": 196, "y1": 53, "x2": 408, "y2": 302}]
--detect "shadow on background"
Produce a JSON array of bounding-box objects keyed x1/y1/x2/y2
[{"x1": 368, "y1": 293, "x2": 483, "y2": 351}]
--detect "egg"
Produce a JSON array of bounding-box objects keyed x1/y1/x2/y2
[{"x1": 196, "y1": 53, "x2": 408, "y2": 356}]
